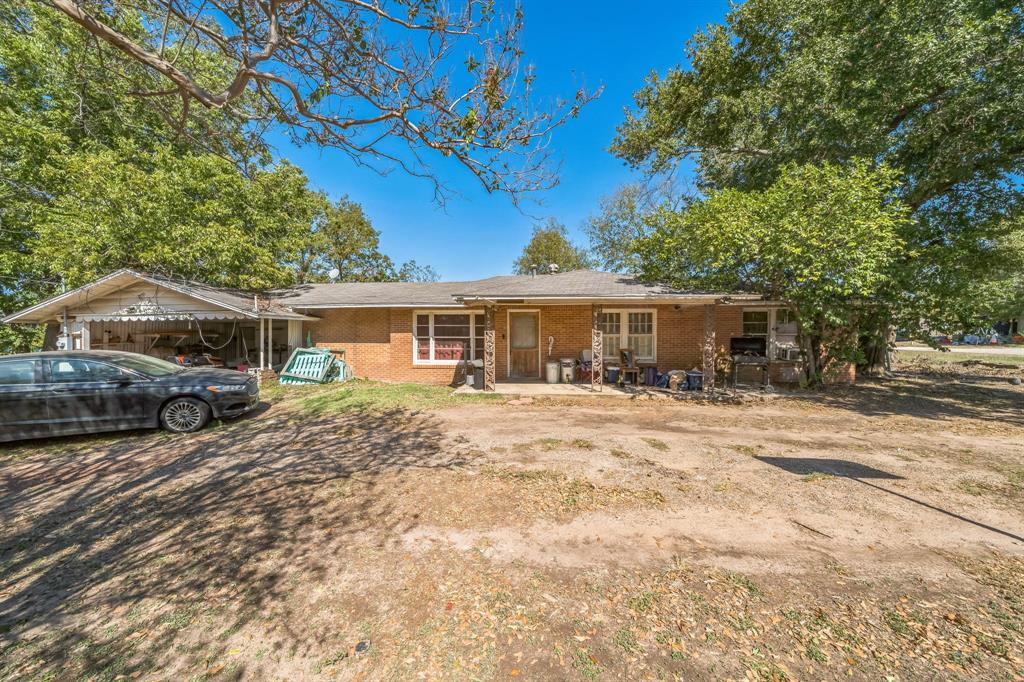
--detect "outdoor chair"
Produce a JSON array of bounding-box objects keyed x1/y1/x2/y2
[
  {"x1": 619, "y1": 348, "x2": 641, "y2": 385},
  {"x1": 577, "y1": 349, "x2": 595, "y2": 382}
]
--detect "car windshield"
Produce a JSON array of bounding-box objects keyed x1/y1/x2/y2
[{"x1": 107, "y1": 354, "x2": 183, "y2": 377}]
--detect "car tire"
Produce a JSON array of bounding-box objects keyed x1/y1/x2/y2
[{"x1": 159, "y1": 397, "x2": 211, "y2": 433}]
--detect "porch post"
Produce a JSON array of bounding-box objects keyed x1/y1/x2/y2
[
  {"x1": 259, "y1": 317, "x2": 265, "y2": 369},
  {"x1": 483, "y1": 305, "x2": 496, "y2": 391},
  {"x1": 591, "y1": 304, "x2": 603, "y2": 391},
  {"x1": 702, "y1": 304, "x2": 716, "y2": 392}
]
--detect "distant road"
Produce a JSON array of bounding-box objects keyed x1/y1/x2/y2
[{"x1": 897, "y1": 345, "x2": 1024, "y2": 357}]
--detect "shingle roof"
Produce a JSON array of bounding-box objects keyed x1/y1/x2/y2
[
  {"x1": 270, "y1": 270, "x2": 748, "y2": 307},
  {"x1": 270, "y1": 279, "x2": 496, "y2": 307},
  {"x1": 450, "y1": 270, "x2": 729, "y2": 299},
  {"x1": 139, "y1": 272, "x2": 309, "y2": 319}
]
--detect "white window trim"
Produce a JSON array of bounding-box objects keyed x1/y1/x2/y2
[
  {"x1": 742, "y1": 307, "x2": 797, "y2": 361},
  {"x1": 412, "y1": 310, "x2": 483, "y2": 366},
  {"x1": 600, "y1": 308, "x2": 657, "y2": 363}
]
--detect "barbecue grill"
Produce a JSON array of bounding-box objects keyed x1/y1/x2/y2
[{"x1": 730, "y1": 336, "x2": 772, "y2": 390}]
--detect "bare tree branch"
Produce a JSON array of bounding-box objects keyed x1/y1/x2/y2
[{"x1": 38, "y1": 0, "x2": 599, "y2": 202}]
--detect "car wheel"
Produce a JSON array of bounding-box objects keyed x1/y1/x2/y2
[{"x1": 160, "y1": 397, "x2": 210, "y2": 433}]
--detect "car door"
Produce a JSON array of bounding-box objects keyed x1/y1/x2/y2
[
  {"x1": 0, "y1": 358, "x2": 49, "y2": 442},
  {"x1": 43, "y1": 358, "x2": 151, "y2": 435}
]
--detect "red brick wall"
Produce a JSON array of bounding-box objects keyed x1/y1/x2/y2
[
  {"x1": 304, "y1": 303, "x2": 754, "y2": 385},
  {"x1": 305, "y1": 308, "x2": 465, "y2": 385}
]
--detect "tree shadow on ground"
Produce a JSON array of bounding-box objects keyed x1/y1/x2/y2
[
  {"x1": 755, "y1": 456, "x2": 1024, "y2": 544},
  {"x1": 788, "y1": 372, "x2": 1024, "y2": 426},
  {"x1": 0, "y1": 405, "x2": 471, "y2": 679}
]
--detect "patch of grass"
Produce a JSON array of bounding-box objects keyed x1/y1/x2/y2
[
  {"x1": 1007, "y1": 470, "x2": 1024, "y2": 490},
  {"x1": 805, "y1": 642, "x2": 827, "y2": 663},
  {"x1": 571, "y1": 647, "x2": 602, "y2": 679},
  {"x1": 313, "y1": 649, "x2": 349, "y2": 673},
  {"x1": 732, "y1": 444, "x2": 759, "y2": 456},
  {"x1": 801, "y1": 472, "x2": 833, "y2": 484},
  {"x1": 824, "y1": 559, "x2": 850, "y2": 577},
  {"x1": 743, "y1": 646, "x2": 790, "y2": 682},
  {"x1": 641, "y1": 437, "x2": 669, "y2": 451},
  {"x1": 896, "y1": 350, "x2": 1024, "y2": 367},
  {"x1": 628, "y1": 591, "x2": 658, "y2": 614},
  {"x1": 609, "y1": 448, "x2": 632, "y2": 459},
  {"x1": 268, "y1": 379, "x2": 502, "y2": 415},
  {"x1": 614, "y1": 628, "x2": 641, "y2": 655},
  {"x1": 570, "y1": 438, "x2": 595, "y2": 450},
  {"x1": 162, "y1": 603, "x2": 202, "y2": 632},
  {"x1": 958, "y1": 479, "x2": 997, "y2": 496},
  {"x1": 726, "y1": 572, "x2": 763, "y2": 597},
  {"x1": 883, "y1": 610, "x2": 916, "y2": 638}
]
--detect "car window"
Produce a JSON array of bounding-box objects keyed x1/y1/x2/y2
[
  {"x1": 107, "y1": 354, "x2": 181, "y2": 377},
  {"x1": 46, "y1": 359, "x2": 127, "y2": 383},
  {"x1": 0, "y1": 360, "x2": 37, "y2": 385}
]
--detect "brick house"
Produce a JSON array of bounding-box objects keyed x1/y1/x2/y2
[{"x1": 4, "y1": 269, "x2": 825, "y2": 388}]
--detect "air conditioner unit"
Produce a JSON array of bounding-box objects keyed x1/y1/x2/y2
[{"x1": 777, "y1": 347, "x2": 802, "y2": 361}]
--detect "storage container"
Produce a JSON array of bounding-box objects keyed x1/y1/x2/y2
[
  {"x1": 559, "y1": 358, "x2": 575, "y2": 383},
  {"x1": 545, "y1": 361, "x2": 560, "y2": 384}
]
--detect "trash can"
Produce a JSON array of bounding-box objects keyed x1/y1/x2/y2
[
  {"x1": 472, "y1": 359, "x2": 484, "y2": 390},
  {"x1": 559, "y1": 358, "x2": 575, "y2": 383},
  {"x1": 686, "y1": 370, "x2": 704, "y2": 391},
  {"x1": 545, "y1": 361, "x2": 560, "y2": 384},
  {"x1": 606, "y1": 366, "x2": 620, "y2": 384}
]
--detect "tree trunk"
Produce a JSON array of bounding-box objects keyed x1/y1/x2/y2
[{"x1": 858, "y1": 314, "x2": 894, "y2": 377}]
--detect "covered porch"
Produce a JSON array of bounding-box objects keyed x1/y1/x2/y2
[{"x1": 474, "y1": 302, "x2": 722, "y2": 392}]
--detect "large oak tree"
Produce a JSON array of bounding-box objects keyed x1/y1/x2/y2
[{"x1": 613, "y1": 0, "x2": 1024, "y2": 366}]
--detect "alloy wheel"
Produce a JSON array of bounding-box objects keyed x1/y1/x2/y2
[{"x1": 164, "y1": 401, "x2": 203, "y2": 431}]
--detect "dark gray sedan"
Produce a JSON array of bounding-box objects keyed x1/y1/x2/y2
[{"x1": 0, "y1": 351, "x2": 260, "y2": 443}]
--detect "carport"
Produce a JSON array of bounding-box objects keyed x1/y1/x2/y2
[{"x1": 1, "y1": 270, "x2": 316, "y2": 371}]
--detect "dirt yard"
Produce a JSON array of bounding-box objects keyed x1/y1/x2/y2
[{"x1": 1, "y1": 369, "x2": 1022, "y2": 681}]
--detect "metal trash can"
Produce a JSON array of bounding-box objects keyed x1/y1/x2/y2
[
  {"x1": 559, "y1": 358, "x2": 575, "y2": 383},
  {"x1": 545, "y1": 361, "x2": 560, "y2": 384},
  {"x1": 606, "y1": 366, "x2": 620, "y2": 384}
]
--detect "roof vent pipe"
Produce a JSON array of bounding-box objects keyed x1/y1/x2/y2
[{"x1": 530, "y1": 265, "x2": 537, "y2": 277}]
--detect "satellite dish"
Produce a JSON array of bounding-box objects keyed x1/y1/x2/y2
[{"x1": 328, "y1": 268, "x2": 340, "y2": 281}]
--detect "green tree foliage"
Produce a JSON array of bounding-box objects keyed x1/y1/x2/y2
[
  {"x1": 513, "y1": 219, "x2": 594, "y2": 275},
  {"x1": 638, "y1": 162, "x2": 909, "y2": 383},
  {"x1": 585, "y1": 181, "x2": 692, "y2": 274},
  {"x1": 0, "y1": 2, "x2": 434, "y2": 353},
  {"x1": 296, "y1": 197, "x2": 438, "y2": 284},
  {"x1": 613, "y1": 0, "x2": 1024, "y2": 357}
]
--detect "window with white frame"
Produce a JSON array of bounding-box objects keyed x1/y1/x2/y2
[
  {"x1": 742, "y1": 310, "x2": 770, "y2": 337},
  {"x1": 414, "y1": 312, "x2": 484, "y2": 363},
  {"x1": 600, "y1": 310, "x2": 656, "y2": 362}
]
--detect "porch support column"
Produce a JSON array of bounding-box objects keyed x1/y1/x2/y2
[
  {"x1": 702, "y1": 304, "x2": 716, "y2": 392},
  {"x1": 591, "y1": 304, "x2": 603, "y2": 391},
  {"x1": 259, "y1": 317, "x2": 265, "y2": 369},
  {"x1": 483, "y1": 305, "x2": 496, "y2": 391}
]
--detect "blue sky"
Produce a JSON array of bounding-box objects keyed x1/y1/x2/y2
[{"x1": 269, "y1": 1, "x2": 729, "y2": 280}]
